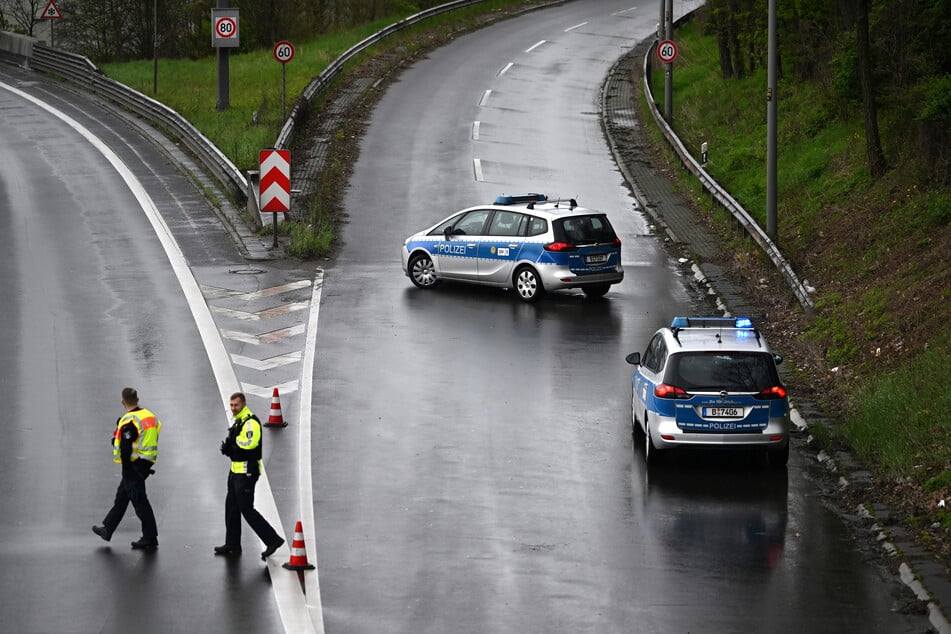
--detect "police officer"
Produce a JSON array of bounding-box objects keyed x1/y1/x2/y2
[
  {"x1": 214, "y1": 392, "x2": 285, "y2": 559},
  {"x1": 92, "y1": 387, "x2": 161, "y2": 550}
]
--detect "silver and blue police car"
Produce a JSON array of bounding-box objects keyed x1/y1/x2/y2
[
  {"x1": 401, "y1": 194, "x2": 624, "y2": 302},
  {"x1": 625, "y1": 317, "x2": 791, "y2": 467}
]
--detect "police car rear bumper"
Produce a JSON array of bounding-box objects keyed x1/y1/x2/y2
[
  {"x1": 652, "y1": 415, "x2": 789, "y2": 450},
  {"x1": 538, "y1": 265, "x2": 624, "y2": 290}
]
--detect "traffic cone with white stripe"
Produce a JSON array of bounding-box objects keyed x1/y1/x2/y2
[
  {"x1": 282, "y1": 520, "x2": 315, "y2": 571},
  {"x1": 265, "y1": 387, "x2": 288, "y2": 427}
]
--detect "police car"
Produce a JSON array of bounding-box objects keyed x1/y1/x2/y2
[
  {"x1": 625, "y1": 317, "x2": 790, "y2": 467},
  {"x1": 401, "y1": 194, "x2": 624, "y2": 302}
]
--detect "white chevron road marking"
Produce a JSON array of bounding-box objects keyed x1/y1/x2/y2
[
  {"x1": 232, "y1": 351, "x2": 302, "y2": 371},
  {"x1": 212, "y1": 302, "x2": 309, "y2": 321},
  {"x1": 201, "y1": 279, "x2": 312, "y2": 300},
  {"x1": 221, "y1": 323, "x2": 306, "y2": 344},
  {"x1": 241, "y1": 380, "x2": 299, "y2": 399}
]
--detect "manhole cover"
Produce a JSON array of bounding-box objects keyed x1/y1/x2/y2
[{"x1": 229, "y1": 268, "x2": 266, "y2": 275}]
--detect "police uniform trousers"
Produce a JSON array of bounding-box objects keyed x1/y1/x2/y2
[
  {"x1": 224, "y1": 472, "x2": 281, "y2": 547},
  {"x1": 103, "y1": 458, "x2": 157, "y2": 540}
]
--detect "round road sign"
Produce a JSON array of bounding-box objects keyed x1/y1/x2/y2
[
  {"x1": 273, "y1": 40, "x2": 295, "y2": 64},
  {"x1": 657, "y1": 39, "x2": 678, "y2": 63},
  {"x1": 214, "y1": 16, "x2": 237, "y2": 39}
]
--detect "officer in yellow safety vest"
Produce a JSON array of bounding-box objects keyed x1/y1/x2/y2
[
  {"x1": 214, "y1": 392, "x2": 285, "y2": 559},
  {"x1": 92, "y1": 387, "x2": 161, "y2": 550}
]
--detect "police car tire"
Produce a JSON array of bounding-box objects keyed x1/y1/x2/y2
[
  {"x1": 409, "y1": 253, "x2": 441, "y2": 289},
  {"x1": 582, "y1": 284, "x2": 610, "y2": 298},
  {"x1": 767, "y1": 442, "x2": 789, "y2": 468},
  {"x1": 514, "y1": 266, "x2": 545, "y2": 302},
  {"x1": 645, "y1": 422, "x2": 664, "y2": 466}
]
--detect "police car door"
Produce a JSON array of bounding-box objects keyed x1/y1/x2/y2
[
  {"x1": 477, "y1": 210, "x2": 526, "y2": 284},
  {"x1": 438, "y1": 209, "x2": 489, "y2": 280}
]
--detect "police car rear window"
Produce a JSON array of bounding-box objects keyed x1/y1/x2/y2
[
  {"x1": 666, "y1": 352, "x2": 780, "y2": 392},
  {"x1": 554, "y1": 215, "x2": 617, "y2": 244}
]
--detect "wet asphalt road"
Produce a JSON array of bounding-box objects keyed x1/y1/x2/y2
[
  {"x1": 0, "y1": 0, "x2": 936, "y2": 632},
  {"x1": 311, "y1": 1, "x2": 930, "y2": 632},
  {"x1": 0, "y1": 71, "x2": 287, "y2": 632}
]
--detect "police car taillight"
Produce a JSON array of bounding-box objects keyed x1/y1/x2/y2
[
  {"x1": 755, "y1": 386, "x2": 787, "y2": 400},
  {"x1": 655, "y1": 384, "x2": 690, "y2": 399},
  {"x1": 544, "y1": 242, "x2": 578, "y2": 252}
]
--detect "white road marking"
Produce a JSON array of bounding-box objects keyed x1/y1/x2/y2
[
  {"x1": 497, "y1": 62, "x2": 514, "y2": 76},
  {"x1": 221, "y1": 324, "x2": 306, "y2": 345},
  {"x1": 479, "y1": 89, "x2": 492, "y2": 106},
  {"x1": 241, "y1": 380, "x2": 300, "y2": 399},
  {"x1": 564, "y1": 22, "x2": 588, "y2": 32},
  {"x1": 201, "y1": 279, "x2": 312, "y2": 300},
  {"x1": 0, "y1": 81, "x2": 318, "y2": 633},
  {"x1": 211, "y1": 302, "x2": 310, "y2": 320},
  {"x1": 525, "y1": 40, "x2": 546, "y2": 53},
  {"x1": 232, "y1": 351, "x2": 302, "y2": 371},
  {"x1": 612, "y1": 7, "x2": 637, "y2": 16},
  {"x1": 473, "y1": 158, "x2": 484, "y2": 182},
  {"x1": 472, "y1": 121, "x2": 480, "y2": 141}
]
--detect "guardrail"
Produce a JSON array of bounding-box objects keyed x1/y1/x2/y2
[
  {"x1": 642, "y1": 41, "x2": 814, "y2": 312},
  {"x1": 28, "y1": 44, "x2": 249, "y2": 204},
  {"x1": 274, "y1": 0, "x2": 485, "y2": 149}
]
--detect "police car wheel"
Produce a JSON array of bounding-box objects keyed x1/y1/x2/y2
[
  {"x1": 409, "y1": 253, "x2": 440, "y2": 289},
  {"x1": 514, "y1": 266, "x2": 545, "y2": 302},
  {"x1": 645, "y1": 421, "x2": 664, "y2": 466},
  {"x1": 582, "y1": 284, "x2": 610, "y2": 298}
]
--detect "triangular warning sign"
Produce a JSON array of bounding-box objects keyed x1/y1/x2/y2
[{"x1": 40, "y1": 0, "x2": 62, "y2": 19}]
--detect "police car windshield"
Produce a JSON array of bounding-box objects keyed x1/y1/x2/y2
[
  {"x1": 553, "y1": 215, "x2": 616, "y2": 245},
  {"x1": 666, "y1": 352, "x2": 780, "y2": 392}
]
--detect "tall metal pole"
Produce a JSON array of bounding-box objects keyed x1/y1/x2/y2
[
  {"x1": 216, "y1": 0, "x2": 230, "y2": 111},
  {"x1": 152, "y1": 0, "x2": 158, "y2": 94},
  {"x1": 766, "y1": 0, "x2": 778, "y2": 241},
  {"x1": 664, "y1": 0, "x2": 673, "y2": 123}
]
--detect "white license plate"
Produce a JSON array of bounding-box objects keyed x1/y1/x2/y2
[
  {"x1": 703, "y1": 407, "x2": 742, "y2": 418},
  {"x1": 585, "y1": 254, "x2": 608, "y2": 264}
]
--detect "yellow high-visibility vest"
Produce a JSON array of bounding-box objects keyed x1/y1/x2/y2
[
  {"x1": 113, "y1": 408, "x2": 161, "y2": 464},
  {"x1": 230, "y1": 406, "x2": 263, "y2": 474}
]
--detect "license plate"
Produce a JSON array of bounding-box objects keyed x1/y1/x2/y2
[
  {"x1": 703, "y1": 407, "x2": 742, "y2": 418},
  {"x1": 585, "y1": 254, "x2": 609, "y2": 264}
]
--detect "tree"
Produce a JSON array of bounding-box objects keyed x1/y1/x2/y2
[
  {"x1": 845, "y1": 0, "x2": 887, "y2": 177},
  {"x1": 8, "y1": 0, "x2": 43, "y2": 37}
]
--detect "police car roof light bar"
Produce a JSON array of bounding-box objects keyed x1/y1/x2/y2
[{"x1": 494, "y1": 193, "x2": 547, "y2": 206}]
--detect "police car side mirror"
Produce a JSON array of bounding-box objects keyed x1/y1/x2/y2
[
  {"x1": 444, "y1": 226, "x2": 453, "y2": 240},
  {"x1": 625, "y1": 352, "x2": 641, "y2": 365},
  {"x1": 774, "y1": 354, "x2": 784, "y2": 366}
]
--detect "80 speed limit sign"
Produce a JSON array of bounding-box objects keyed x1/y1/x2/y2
[
  {"x1": 273, "y1": 41, "x2": 295, "y2": 64},
  {"x1": 657, "y1": 39, "x2": 678, "y2": 63}
]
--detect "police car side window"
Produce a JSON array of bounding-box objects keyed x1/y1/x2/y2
[
  {"x1": 487, "y1": 211, "x2": 524, "y2": 236},
  {"x1": 642, "y1": 334, "x2": 659, "y2": 371},
  {"x1": 526, "y1": 216, "x2": 548, "y2": 237},
  {"x1": 454, "y1": 210, "x2": 491, "y2": 236},
  {"x1": 429, "y1": 212, "x2": 465, "y2": 236}
]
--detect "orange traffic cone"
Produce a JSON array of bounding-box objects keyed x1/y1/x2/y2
[
  {"x1": 282, "y1": 520, "x2": 315, "y2": 571},
  {"x1": 265, "y1": 387, "x2": 288, "y2": 427}
]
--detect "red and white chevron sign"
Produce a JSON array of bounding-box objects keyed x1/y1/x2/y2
[{"x1": 259, "y1": 149, "x2": 291, "y2": 213}]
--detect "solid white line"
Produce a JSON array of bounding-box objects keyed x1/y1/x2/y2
[
  {"x1": 297, "y1": 269, "x2": 325, "y2": 630},
  {"x1": 498, "y1": 62, "x2": 514, "y2": 76},
  {"x1": 473, "y1": 158, "x2": 484, "y2": 182},
  {"x1": 564, "y1": 22, "x2": 587, "y2": 32},
  {"x1": 479, "y1": 89, "x2": 492, "y2": 106},
  {"x1": 0, "y1": 81, "x2": 316, "y2": 633},
  {"x1": 525, "y1": 40, "x2": 546, "y2": 53},
  {"x1": 472, "y1": 121, "x2": 480, "y2": 141},
  {"x1": 612, "y1": 7, "x2": 637, "y2": 16}
]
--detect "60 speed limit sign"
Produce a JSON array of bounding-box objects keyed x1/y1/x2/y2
[
  {"x1": 273, "y1": 41, "x2": 295, "y2": 64},
  {"x1": 657, "y1": 39, "x2": 678, "y2": 63}
]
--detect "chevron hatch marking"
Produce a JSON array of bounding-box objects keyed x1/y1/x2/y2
[
  {"x1": 221, "y1": 324, "x2": 306, "y2": 345},
  {"x1": 232, "y1": 351, "x2": 302, "y2": 371},
  {"x1": 201, "y1": 279, "x2": 312, "y2": 300},
  {"x1": 212, "y1": 302, "x2": 309, "y2": 321}
]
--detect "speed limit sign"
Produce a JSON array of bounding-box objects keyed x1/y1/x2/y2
[
  {"x1": 211, "y1": 8, "x2": 239, "y2": 48},
  {"x1": 273, "y1": 41, "x2": 295, "y2": 64},
  {"x1": 657, "y1": 39, "x2": 678, "y2": 63}
]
